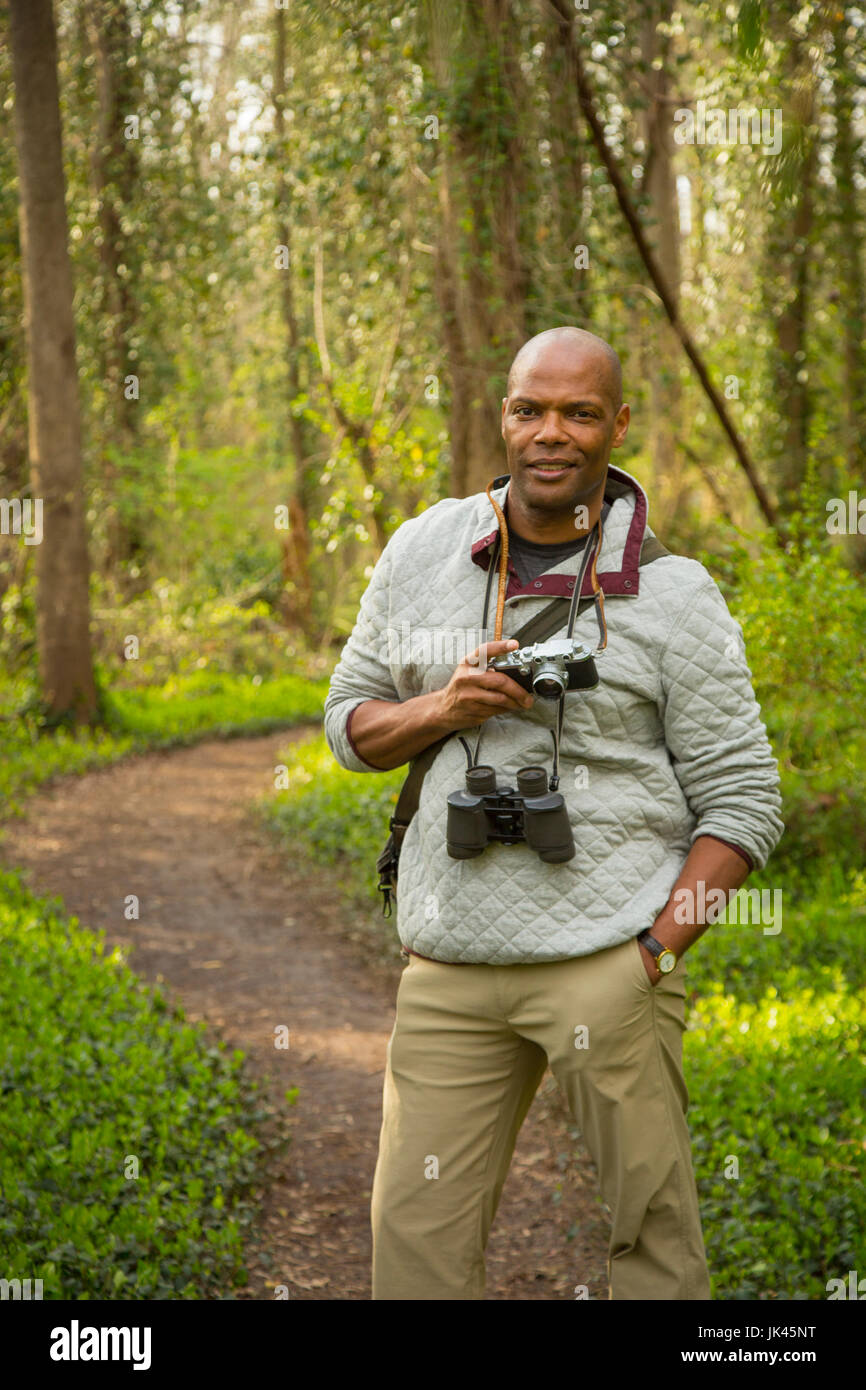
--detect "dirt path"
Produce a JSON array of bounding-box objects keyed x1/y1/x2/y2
[{"x1": 0, "y1": 730, "x2": 610, "y2": 1300}]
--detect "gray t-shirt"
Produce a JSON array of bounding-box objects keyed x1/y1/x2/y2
[{"x1": 508, "y1": 498, "x2": 612, "y2": 587}]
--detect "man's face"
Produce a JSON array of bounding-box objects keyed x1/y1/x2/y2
[{"x1": 501, "y1": 344, "x2": 630, "y2": 521}]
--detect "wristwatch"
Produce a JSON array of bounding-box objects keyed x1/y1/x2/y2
[{"x1": 637, "y1": 930, "x2": 678, "y2": 974}]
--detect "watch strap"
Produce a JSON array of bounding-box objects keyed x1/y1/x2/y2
[{"x1": 637, "y1": 930, "x2": 665, "y2": 958}]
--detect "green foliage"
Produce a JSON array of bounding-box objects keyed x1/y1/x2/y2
[
  {"x1": 103, "y1": 670, "x2": 327, "y2": 742},
  {"x1": 708, "y1": 510, "x2": 866, "y2": 884},
  {"x1": 0, "y1": 870, "x2": 272, "y2": 1299},
  {"x1": 259, "y1": 731, "x2": 403, "y2": 891},
  {"x1": 690, "y1": 863, "x2": 866, "y2": 1001},
  {"x1": 0, "y1": 671, "x2": 326, "y2": 818},
  {"x1": 685, "y1": 968, "x2": 866, "y2": 1300}
]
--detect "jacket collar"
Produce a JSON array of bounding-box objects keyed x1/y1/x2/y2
[{"x1": 469, "y1": 463, "x2": 650, "y2": 600}]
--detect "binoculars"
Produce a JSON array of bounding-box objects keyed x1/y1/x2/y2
[{"x1": 446, "y1": 764, "x2": 575, "y2": 863}]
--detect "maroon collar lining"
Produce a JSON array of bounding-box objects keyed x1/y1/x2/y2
[{"x1": 470, "y1": 465, "x2": 647, "y2": 600}]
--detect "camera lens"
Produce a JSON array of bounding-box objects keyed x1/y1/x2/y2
[{"x1": 532, "y1": 662, "x2": 567, "y2": 700}]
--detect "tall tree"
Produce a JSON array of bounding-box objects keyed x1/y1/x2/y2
[
  {"x1": 84, "y1": 0, "x2": 144, "y2": 579},
  {"x1": 426, "y1": 0, "x2": 531, "y2": 497},
  {"x1": 830, "y1": 13, "x2": 866, "y2": 481},
  {"x1": 8, "y1": 0, "x2": 97, "y2": 723},
  {"x1": 545, "y1": 0, "x2": 780, "y2": 533},
  {"x1": 638, "y1": 0, "x2": 684, "y2": 533},
  {"x1": 273, "y1": 3, "x2": 316, "y2": 634},
  {"x1": 763, "y1": 18, "x2": 818, "y2": 505},
  {"x1": 540, "y1": 0, "x2": 592, "y2": 327}
]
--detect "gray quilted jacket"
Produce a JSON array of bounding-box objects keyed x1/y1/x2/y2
[{"x1": 323, "y1": 465, "x2": 784, "y2": 964}]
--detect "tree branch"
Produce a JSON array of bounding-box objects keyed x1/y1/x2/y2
[{"x1": 542, "y1": 0, "x2": 781, "y2": 536}]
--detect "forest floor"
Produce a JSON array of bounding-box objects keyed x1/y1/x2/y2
[{"x1": 0, "y1": 728, "x2": 611, "y2": 1301}]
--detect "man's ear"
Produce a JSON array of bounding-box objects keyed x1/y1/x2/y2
[
  {"x1": 612, "y1": 403, "x2": 630, "y2": 448},
  {"x1": 501, "y1": 396, "x2": 507, "y2": 437}
]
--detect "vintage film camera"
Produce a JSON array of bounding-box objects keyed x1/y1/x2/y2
[{"x1": 487, "y1": 636, "x2": 599, "y2": 699}]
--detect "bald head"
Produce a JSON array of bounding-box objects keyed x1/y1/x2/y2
[
  {"x1": 500, "y1": 324, "x2": 630, "y2": 538},
  {"x1": 506, "y1": 326, "x2": 622, "y2": 411}
]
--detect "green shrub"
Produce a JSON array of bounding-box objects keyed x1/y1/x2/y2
[
  {"x1": 0, "y1": 671, "x2": 327, "y2": 817},
  {"x1": 685, "y1": 968, "x2": 866, "y2": 1300},
  {"x1": 685, "y1": 863, "x2": 866, "y2": 1002},
  {"x1": 705, "y1": 514, "x2": 866, "y2": 885},
  {"x1": 258, "y1": 730, "x2": 403, "y2": 890},
  {"x1": 0, "y1": 869, "x2": 273, "y2": 1299}
]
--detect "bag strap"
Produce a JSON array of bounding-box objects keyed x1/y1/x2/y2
[
  {"x1": 638, "y1": 534, "x2": 670, "y2": 564},
  {"x1": 377, "y1": 530, "x2": 672, "y2": 910}
]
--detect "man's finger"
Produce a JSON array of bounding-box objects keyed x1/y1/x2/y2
[{"x1": 466, "y1": 638, "x2": 519, "y2": 668}]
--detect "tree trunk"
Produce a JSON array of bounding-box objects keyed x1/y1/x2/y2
[
  {"x1": 433, "y1": 144, "x2": 505, "y2": 499},
  {"x1": 8, "y1": 0, "x2": 97, "y2": 724},
  {"x1": 427, "y1": 0, "x2": 530, "y2": 498},
  {"x1": 764, "y1": 29, "x2": 816, "y2": 506},
  {"x1": 831, "y1": 19, "x2": 866, "y2": 481},
  {"x1": 86, "y1": 0, "x2": 145, "y2": 581},
  {"x1": 639, "y1": 2, "x2": 684, "y2": 534},
  {"x1": 541, "y1": 2, "x2": 591, "y2": 325},
  {"x1": 770, "y1": 169, "x2": 814, "y2": 500},
  {"x1": 274, "y1": 5, "x2": 316, "y2": 635}
]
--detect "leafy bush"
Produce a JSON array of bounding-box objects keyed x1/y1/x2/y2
[
  {"x1": 703, "y1": 506, "x2": 866, "y2": 885},
  {"x1": 685, "y1": 967, "x2": 866, "y2": 1300},
  {"x1": 0, "y1": 671, "x2": 327, "y2": 817},
  {"x1": 90, "y1": 578, "x2": 334, "y2": 687},
  {"x1": 685, "y1": 862, "x2": 866, "y2": 1002},
  {"x1": 0, "y1": 870, "x2": 274, "y2": 1299},
  {"x1": 258, "y1": 730, "x2": 403, "y2": 889}
]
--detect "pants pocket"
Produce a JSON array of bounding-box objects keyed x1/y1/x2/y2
[{"x1": 629, "y1": 934, "x2": 653, "y2": 992}]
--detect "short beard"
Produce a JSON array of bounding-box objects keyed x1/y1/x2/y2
[{"x1": 509, "y1": 467, "x2": 605, "y2": 520}]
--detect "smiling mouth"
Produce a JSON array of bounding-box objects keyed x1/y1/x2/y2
[{"x1": 526, "y1": 460, "x2": 576, "y2": 475}]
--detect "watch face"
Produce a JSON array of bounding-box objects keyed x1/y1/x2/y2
[{"x1": 658, "y1": 951, "x2": 677, "y2": 973}]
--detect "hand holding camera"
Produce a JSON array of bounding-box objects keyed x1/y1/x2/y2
[
  {"x1": 488, "y1": 637, "x2": 599, "y2": 698},
  {"x1": 433, "y1": 638, "x2": 535, "y2": 731}
]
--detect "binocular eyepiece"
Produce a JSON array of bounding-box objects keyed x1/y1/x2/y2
[{"x1": 446, "y1": 764, "x2": 575, "y2": 863}]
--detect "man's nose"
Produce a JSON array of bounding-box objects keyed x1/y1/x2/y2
[{"x1": 533, "y1": 411, "x2": 569, "y2": 442}]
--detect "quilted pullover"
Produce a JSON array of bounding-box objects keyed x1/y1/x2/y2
[{"x1": 323, "y1": 465, "x2": 784, "y2": 965}]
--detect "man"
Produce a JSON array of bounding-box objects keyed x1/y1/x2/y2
[{"x1": 323, "y1": 326, "x2": 784, "y2": 1301}]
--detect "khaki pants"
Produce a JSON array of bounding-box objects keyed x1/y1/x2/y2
[{"x1": 370, "y1": 936, "x2": 711, "y2": 1300}]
